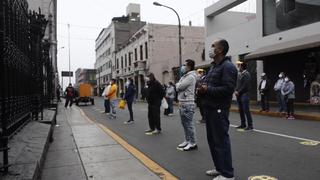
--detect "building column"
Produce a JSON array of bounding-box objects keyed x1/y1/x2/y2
[{"x1": 137, "y1": 74, "x2": 141, "y2": 99}]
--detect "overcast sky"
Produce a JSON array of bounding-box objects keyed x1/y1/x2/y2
[{"x1": 57, "y1": 0, "x2": 255, "y2": 88}]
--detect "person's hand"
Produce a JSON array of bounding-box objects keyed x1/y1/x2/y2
[
  {"x1": 235, "y1": 91, "x2": 239, "y2": 96},
  {"x1": 198, "y1": 84, "x2": 208, "y2": 94}
]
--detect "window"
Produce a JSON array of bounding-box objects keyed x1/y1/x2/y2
[
  {"x1": 134, "y1": 48, "x2": 137, "y2": 61},
  {"x1": 116, "y1": 58, "x2": 119, "y2": 69},
  {"x1": 145, "y1": 42, "x2": 148, "y2": 59},
  {"x1": 125, "y1": 54, "x2": 127, "y2": 67},
  {"x1": 121, "y1": 56, "x2": 123, "y2": 69},
  {"x1": 140, "y1": 45, "x2": 143, "y2": 60},
  {"x1": 129, "y1": 52, "x2": 132, "y2": 66}
]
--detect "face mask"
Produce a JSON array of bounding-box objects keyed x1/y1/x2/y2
[
  {"x1": 180, "y1": 65, "x2": 186, "y2": 75},
  {"x1": 209, "y1": 50, "x2": 215, "y2": 59},
  {"x1": 145, "y1": 77, "x2": 150, "y2": 82},
  {"x1": 125, "y1": 81, "x2": 130, "y2": 87},
  {"x1": 279, "y1": 74, "x2": 283, "y2": 78},
  {"x1": 285, "y1": 78, "x2": 289, "y2": 82}
]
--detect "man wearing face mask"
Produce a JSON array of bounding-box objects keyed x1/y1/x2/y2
[
  {"x1": 145, "y1": 73, "x2": 165, "y2": 135},
  {"x1": 176, "y1": 59, "x2": 198, "y2": 151},
  {"x1": 274, "y1": 72, "x2": 286, "y2": 113},
  {"x1": 124, "y1": 78, "x2": 136, "y2": 124},
  {"x1": 198, "y1": 39, "x2": 237, "y2": 180},
  {"x1": 281, "y1": 76, "x2": 295, "y2": 120}
]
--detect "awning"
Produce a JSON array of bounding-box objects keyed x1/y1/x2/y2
[{"x1": 245, "y1": 34, "x2": 320, "y2": 60}]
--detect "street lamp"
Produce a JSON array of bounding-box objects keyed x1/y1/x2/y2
[{"x1": 153, "y1": 2, "x2": 182, "y2": 78}]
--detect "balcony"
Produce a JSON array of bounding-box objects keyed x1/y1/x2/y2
[{"x1": 133, "y1": 61, "x2": 146, "y2": 72}]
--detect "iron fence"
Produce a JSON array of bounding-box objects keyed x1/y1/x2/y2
[{"x1": 0, "y1": 0, "x2": 53, "y2": 174}]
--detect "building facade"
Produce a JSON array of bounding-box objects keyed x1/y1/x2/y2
[
  {"x1": 75, "y1": 68, "x2": 97, "y2": 87},
  {"x1": 95, "y1": 3, "x2": 146, "y2": 95},
  {"x1": 205, "y1": 0, "x2": 320, "y2": 103},
  {"x1": 115, "y1": 23, "x2": 205, "y2": 99}
]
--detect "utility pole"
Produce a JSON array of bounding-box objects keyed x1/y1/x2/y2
[{"x1": 68, "y1": 23, "x2": 71, "y2": 84}]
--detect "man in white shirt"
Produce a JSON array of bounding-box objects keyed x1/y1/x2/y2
[{"x1": 101, "y1": 82, "x2": 111, "y2": 114}]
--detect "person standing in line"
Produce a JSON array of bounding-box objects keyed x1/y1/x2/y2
[
  {"x1": 166, "y1": 82, "x2": 175, "y2": 116},
  {"x1": 176, "y1": 59, "x2": 198, "y2": 151},
  {"x1": 235, "y1": 61, "x2": 253, "y2": 130},
  {"x1": 124, "y1": 78, "x2": 136, "y2": 124},
  {"x1": 258, "y1": 73, "x2": 271, "y2": 112},
  {"x1": 145, "y1": 73, "x2": 165, "y2": 135},
  {"x1": 64, "y1": 83, "x2": 75, "y2": 108},
  {"x1": 196, "y1": 69, "x2": 206, "y2": 124},
  {"x1": 56, "y1": 84, "x2": 61, "y2": 102},
  {"x1": 274, "y1": 72, "x2": 286, "y2": 113},
  {"x1": 310, "y1": 74, "x2": 320, "y2": 105},
  {"x1": 101, "y1": 82, "x2": 111, "y2": 114},
  {"x1": 106, "y1": 79, "x2": 118, "y2": 119},
  {"x1": 281, "y1": 76, "x2": 295, "y2": 120},
  {"x1": 198, "y1": 39, "x2": 237, "y2": 180}
]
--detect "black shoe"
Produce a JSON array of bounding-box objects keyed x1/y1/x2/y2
[
  {"x1": 182, "y1": 144, "x2": 198, "y2": 151},
  {"x1": 244, "y1": 126, "x2": 253, "y2": 131},
  {"x1": 236, "y1": 125, "x2": 246, "y2": 129}
]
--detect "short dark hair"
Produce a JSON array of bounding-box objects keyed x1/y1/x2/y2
[
  {"x1": 128, "y1": 78, "x2": 133, "y2": 83},
  {"x1": 241, "y1": 62, "x2": 247, "y2": 70},
  {"x1": 111, "y1": 78, "x2": 116, "y2": 82},
  {"x1": 185, "y1": 59, "x2": 195, "y2": 71},
  {"x1": 218, "y1": 39, "x2": 229, "y2": 55}
]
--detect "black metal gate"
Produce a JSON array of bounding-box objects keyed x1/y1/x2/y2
[{"x1": 0, "y1": 0, "x2": 53, "y2": 174}]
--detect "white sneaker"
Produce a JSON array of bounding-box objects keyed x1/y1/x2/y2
[
  {"x1": 182, "y1": 143, "x2": 198, "y2": 151},
  {"x1": 168, "y1": 113, "x2": 174, "y2": 116},
  {"x1": 212, "y1": 175, "x2": 234, "y2": 180},
  {"x1": 206, "y1": 169, "x2": 220, "y2": 176},
  {"x1": 177, "y1": 141, "x2": 188, "y2": 148}
]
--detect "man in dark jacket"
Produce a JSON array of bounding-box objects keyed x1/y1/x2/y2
[
  {"x1": 235, "y1": 61, "x2": 253, "y2": 130},
  {"x1": 198, "y1": 39, "x2": 236, "y2": 180},
  {"x1": 145, "y1": 73, "x2": 165, "y2": 135},
  {"x1": 259, "y1": 73, "x2": 270, "y2": 112},
  {"x1": 64, "y1": 83, "x2": 75, "y2": 108},
  {"x1": 124, "y1": 78, "x2": 136, "y2": 124}
]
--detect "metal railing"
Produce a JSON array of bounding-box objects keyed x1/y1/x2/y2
[{"x1": 0, "y1": 0, "x2": 54, "y2": 174}]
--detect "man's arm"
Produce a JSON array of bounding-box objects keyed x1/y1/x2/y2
[{"x1": 176, "y1": 75, "x2": 195, "y2": 92}]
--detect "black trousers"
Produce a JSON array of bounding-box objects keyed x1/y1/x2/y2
[
  {"x1": 65, "y1": 96, "x2": 73, "y2": 107},
  {"x1": 148, "y1": 103, "x2": 161, "y2": 131},
  {"x1": 127, "y1": 101, "x2": 134, "y2": 121},
  {"x1": 104, "y1": 99, "x2": 110, "y2": 113},
  {"x1": 204, "y1": 108, "x2": 234, "y2": 178},
  {"x1": 261, "y1": 94, "x2": 269, "y2": 111},
  {"x1": 286, "y1": 99, "x2": 294, "y2": 115}
]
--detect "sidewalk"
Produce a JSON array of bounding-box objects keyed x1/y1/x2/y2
[{"x1": 41, "y1": 102, "x2": 161, "y2": 180}]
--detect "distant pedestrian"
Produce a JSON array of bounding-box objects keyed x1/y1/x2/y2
[
  {"x1": 101, "y1": 82, "x2": 111, "y2": 114},
  {"x1": 165, "y1": 82, "x2": 175, "y2": 116},
  {"x1": 235, "y1": 61, "x2": 253, "y2": 130},
  {"x1": 310, "y1": 74, "x2": 320, "y2": 105},
  {"x1": 56, "y1": 85, "x2": 61, "y2": 102},
  {"x1": 106, "y1": 79, "x2": 118, "y2": 119},
  {"x1": 259, "y1": 73, "x2": 271, "y2": 112},
  {"x1": 281, "y1": 76, "x2": 295, "y2": 120},
  {"x1": 145, "y1": 73, "x2": 165, "y2": 135},
  {"x1": 195, "y1": 68, "x2": 206, "y2": 124},
  {"x1": 198, "y1": 39, "x2": 237, "y2": 180},
  {"x1": 124, "y1": 78, "x2": 136, "y2": 124},
  {"x1": 64, "y1": 83, "x2": 75, "y2": 108},
  {"x1": 120, "y1": 90, "x2": 124, "y2": 99},
  {"x1": 176, "y1": 59, "x2": 198, "y2": 151},
  {"x1": 274, "y1": 72, "x2": 286, "y2": 113}
]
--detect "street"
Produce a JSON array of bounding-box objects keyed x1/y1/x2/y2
[{"x1": 79, "y1": 97, "x2": 320, "y2": 180}]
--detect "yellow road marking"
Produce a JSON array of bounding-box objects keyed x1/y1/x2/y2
[
  {"x1": 300, "y1": 141, "x2": 319, "y2": 146},
  {"x1": 79, "y1": 107, "x2": 178, "y2": 180}
]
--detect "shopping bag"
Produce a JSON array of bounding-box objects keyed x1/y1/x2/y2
[
  {"x1": 161, "y1": 98, "x2": 168, "y2": 109},
  {"x1": 118, "y1": 99, "x2": 126, "y2": 109}
]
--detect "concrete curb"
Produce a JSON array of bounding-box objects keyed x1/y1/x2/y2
[{"x1": 230, "y1": 107, "x2": 320, "y2": 121}]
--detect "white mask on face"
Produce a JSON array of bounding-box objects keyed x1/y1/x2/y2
[
  {"x1": 285, "y1": 77, "x2": 289, "y2": 82},
  {"x1": 125, "y1": 81, "x2": 130, "y2": 87},
  {"x1": 145, "y1": 77, "x2": 150, "y2": 82},
  {"x1": 209, "y1": 50, "x2": 215, "y2": 59},
  {"x1": 279, "y1": 74, "x2": 283, "y2": 78}
]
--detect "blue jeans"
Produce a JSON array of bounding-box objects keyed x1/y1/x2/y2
[
  {"x1": 276, "y1": 91, "x2": 286, "y2": 112},
  {"x1": 110, "y1": 99, "x2": 117, "y2": 117},
  {"x1": 167, "y1": 98, "x2": 174, "y2": 114},
  {"x1": 204, "y1": 108, "x2": 234, "y2": 178},
  {"x1": 179, "y1": 104, "x2": 196, "y2": 144},
  {"x1": 237, "y1": 93, "x2": 253, "y2": 127}
]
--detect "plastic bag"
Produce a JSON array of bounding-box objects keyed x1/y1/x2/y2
[
  {"x1": 118, "y1": 99, "x2": 126, "y2": 109},
  {"x1": 161, "y1": 98, "x2": 168, "y2": 109}
]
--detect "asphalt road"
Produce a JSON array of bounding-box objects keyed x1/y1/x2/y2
[{"x1": 80, "y1": 97, "x2": 320, "y2": 180}]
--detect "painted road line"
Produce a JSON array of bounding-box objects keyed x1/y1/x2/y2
[
  {"x1": 230, "y1": 124, "x2": 320, "y2": 144},
  {"x1": 79, "y1": 108, "x2": 178, "y2": 180}
]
